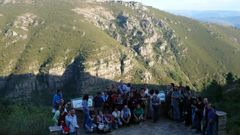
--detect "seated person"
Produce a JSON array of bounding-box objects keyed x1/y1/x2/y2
[
  {"x1": 52, "y1": 106, "x2": 61, "y2": 125},
  {"x1": 112, "y1": 107, "x2": 122, "y2": 129},
  {"x1": 84, "y1": 111, "x2": 97, "y2": 133},
  {"x1": 133, "y1": 104, "x2": 144, "y2": 123},
  {"x1": 104, "y1": 111, "x2": 113, "y2": 131},
  {"x1": 121, "y1": 105, "x2": 131, "y2": 126},
  {"x1": 65, "y1": 109, "x2": 79, "y2": 135},
  {"x1": 58, "y1": 107, "x2": 68, "y2": 126},
  {"x1": 97, "y1": 111, "x2": 111, "y2": 133}
]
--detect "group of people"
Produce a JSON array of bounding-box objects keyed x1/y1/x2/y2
[
  {"x1": 51, "y1": 81, "x2": 218, "y2": 135},
  {"x1": 165, "y1": 83, "x2": 217, "y2": 135}
]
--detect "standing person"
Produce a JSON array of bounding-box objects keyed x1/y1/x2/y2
[
  {"x1": 93, "y1": 92, "x2": 104, "y2": 113},
  {"x1": 203, "y1": 98, "x2": 209, "y2": 135},
  {"x1": 166, "y1": 83, "x2": 174, "y2": 118},
  {"x1": 101, "y1": 92, "x2": 108, "y2": 103},
  {"x1": 191, "y1": 96, "x2": 197, "y2": 129},
  {"x1": 112, "y1": 108, "x2": 122, "y2": 129},
  {"x1": 121, "y1": 105, "x2": 131, "y2": 126},
  {"x1": 195, "y1": 97, "x2": 204, "y2": 133},
  {"x1": 178, "y1": 83, "x2": 185, "y2": 121},
  {"x1": 143, "y1": 84, "x2": 149, "y2": 96},
  {"x1": 52, "y1": 90, "x2": 62, "y2": 112},
  {"x1": 171, "y1": 87, "x2": 180, "y2": 121},
  {"x1": 82, "y1": 94, "x2": 90, "y2": 127},
  {"x1": 207, "y1": 104, "x2": 216, "y2": 135},
  {"x1": 115, "y1": 94, "x2": 123, "y2": 110},
  {"x1": 140, "y1": 88, "x2": 148, "y2": 119},
  {"x1": 118, "y1": 80, "x2": 129, "y2": 94},
  {"x1": 147, "y1": 90, "x2": 154, "y2": 119},
  {"x1": 65, "y1": 109, "x2": 79, "y2": 135},
  {"x1": 152, "y1": 90, "x2": 161, "y2": 122},
  {"x1": 184, "y1": 95, "x2": 192, "y2": 126}
]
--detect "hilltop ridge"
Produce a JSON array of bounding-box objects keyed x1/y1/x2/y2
[{"x1": 0, "y1": 0, "x2": 240, "y2": 99}]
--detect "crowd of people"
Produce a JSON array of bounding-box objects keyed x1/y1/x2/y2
[{"x1": 51, "y1": 81, "x2": 218, "y2": 135}]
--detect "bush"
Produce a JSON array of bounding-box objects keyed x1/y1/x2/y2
[
  {"x1": 0, "y1": 103, "x2": 52, "y2": 135},
  {"x1": 202, "y1": 80, "x2": 223, "y2": 102}
]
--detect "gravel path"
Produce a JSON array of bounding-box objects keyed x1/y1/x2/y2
[{"x1": 80, "y1": 118, "x2": 199, "y2": 135}]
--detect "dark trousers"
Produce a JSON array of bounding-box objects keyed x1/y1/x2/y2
[
  {"x1": 152, "y1": 105, "x2": 159, "y2": 122},
  {"x1": 195, "y1": 114, "x2": 202, "y2": 132},
  {"x1": 185, "y1": 110, "x2": 192, "y2": 126}
]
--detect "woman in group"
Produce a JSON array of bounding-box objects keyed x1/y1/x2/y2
[
  {"x1": 97, "y1": 111, "x2": 111, "y2": 133},
  {"x1": 82, "y1": 95, "x2": 90, "y2": 127},
  {"x1": 195, "y1": 97, "x2": 204, "y2": 133},
  {"x1": 104, "y1": 111, "x2": 113, "y2": 131},
  {"x1": 52, "y1": 106, "x2": 61, "y2": 125}
]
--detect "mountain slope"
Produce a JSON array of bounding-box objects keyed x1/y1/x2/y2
[{"x1": 0, "y1": 0, "x2": 240, "y2": 98}]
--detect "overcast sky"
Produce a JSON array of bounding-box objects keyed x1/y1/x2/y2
[{"x1": 123, "y1": 0, "x2": 240, "y2": 11}]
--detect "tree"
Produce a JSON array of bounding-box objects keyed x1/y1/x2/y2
[
  {"x1": 202, "y1": 80, "x2": 223, "y2": 102},
  {"x1": 226, "y1": 72, "x2": 235, "y2": 85}
]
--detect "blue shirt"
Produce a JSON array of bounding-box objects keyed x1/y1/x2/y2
[
  {"x1": 118, "y1": 84, "x2": 129, "y2": 94},
  {"x1": 82, "y1": 100, "x2": 89, "y2": 113},
  {"x1": 53, "y1": 94, "x2": 62, "y2": 108},
  {"x1": 208, "y1": 108, "x2": 216, "y2": 122}
]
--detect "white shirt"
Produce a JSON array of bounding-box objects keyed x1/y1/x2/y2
[
  {"x1": 112, "y1": 111, "x2": 121, "y2": 118},
  {"x1": 65, "y1": 114, "x2": 79, "y2": 133}
]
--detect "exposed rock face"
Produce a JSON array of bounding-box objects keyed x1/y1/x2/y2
[
  {"x1": 14, "y1": 13, "x2": 38, "y2": 31},
  {"x1": 0, "y1": 0, "x2": 33, "y2": 5},
  {"x1": 72, "y1": 1, "x2": 190, "y2": 85},
  {"x1": 3, "y1": 0, "x2": 238, "y2": 100},
  {"x1": 0, "y1": 1, "x2": 191, "y2": 99}
]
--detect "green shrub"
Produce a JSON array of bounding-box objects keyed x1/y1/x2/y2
[{"x1": 0, "y1": 103, "x2": 52, "y2": 135}]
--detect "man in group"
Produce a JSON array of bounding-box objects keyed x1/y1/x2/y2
[
  {"x1": 93, "y1": 92, "x2": 104, "y2": 113},
  {"x1": 133, "y1": 104, "x2": 144, "y2": 123},
  {"x1": 152, "y1": 90, "x2": 161, "y2": 122},
  {"x1": 121, "y1": 105, "x2": 131, "y2": 126},
  {"x1": 207, "y1": 104, "x2": 216, "y2": 135},
  {"x1": 203, "y1": 98, "x2": 209, "y2": 135},
  {"x1": 52, "y1": 89, "x2": 63, "y2": 112},
  {"x1": 118, "y1": 80, "x2": 129, "y2": 94},
  {"x1": 171, "y1": 86, "x2": 180, "y2": 121},
  {"x1": 65, "y1": 108, "x2": 79, "y2": 135}
]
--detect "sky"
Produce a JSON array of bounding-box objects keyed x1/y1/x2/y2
[{"x1": 123, "y1": 0, "x2": 240, "y2": 11}]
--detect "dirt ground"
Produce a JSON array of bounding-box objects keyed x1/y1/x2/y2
[{"x1": 79, "y1": 118, "x2": 198, "y2": 135}]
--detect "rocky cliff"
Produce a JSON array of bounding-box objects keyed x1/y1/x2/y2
[{"x1": 0, "y1": 0, "x2": 240, "y2": 100}]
